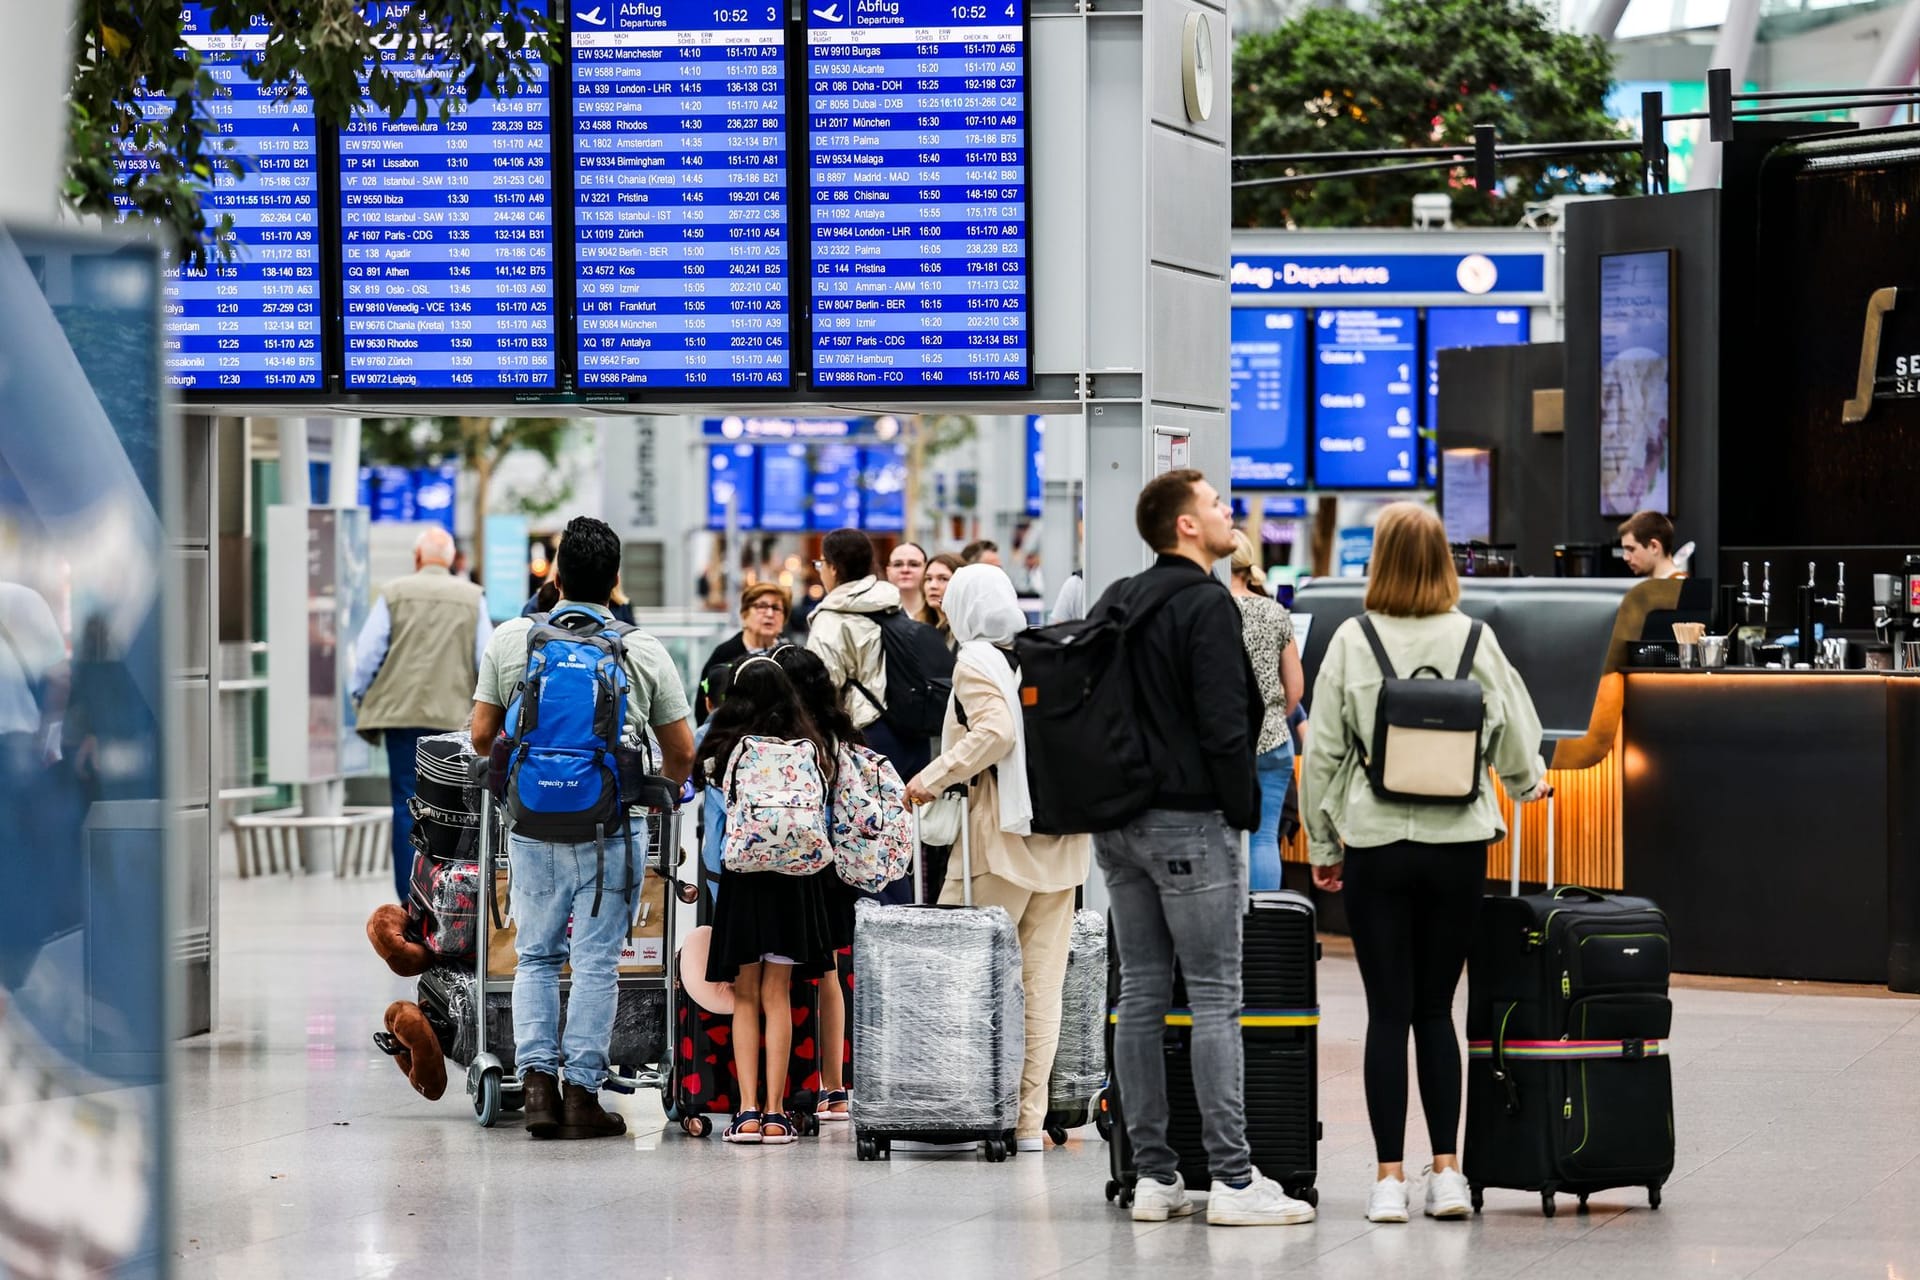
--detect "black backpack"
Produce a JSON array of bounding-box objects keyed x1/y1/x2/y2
[
  {"x1": 844, "y1": 607, "x2": 955, "y2": 739},
  {"x1": 1012, "y1": 575, "x2": 1210, "y2": 835},
  {"x1": 1356, "y1": 616, "x2": 1488, "y2": 805}
]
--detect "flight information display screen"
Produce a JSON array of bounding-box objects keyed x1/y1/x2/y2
[
  {"x1": 806, "y1": 0, "x2": 1030, "y2": 388},
  {"x1": 571, "y1": 0, "x2": 792, "y2": 388},
  {"x1": 338, "y1": 1, "x2": 557, "y2": 391},
  {"x1": 128, "y1": 5, "x2": 323, "y2": 391},
  {"x1": 1229, "y1": 308, "x2": 1308, "y2": 489},
  {"x1": 1312, "y1": 308, "x2": 1418, "y2": 488},
  {"x1": 1425, "y1": 305, "x2": 1528, "y2": 480}
]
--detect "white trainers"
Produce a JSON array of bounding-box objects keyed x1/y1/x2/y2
[
  {"x1": 1366, "y1": 1176, "x2": 1411, "y2": 1223},
  {"x1": 1206, "y1": 1168, "x2": 1316, "y2": 1226},
  {"x1": 1130, "y1": 1174, "x2": 1198, "y2": 1222},
  {"x1": 1424, "y1": 1166, "x2": 1472, "y2": 1219},
  {"x1": 1015, "y1": 1136, "x2": 1046, "y2": 1153}
]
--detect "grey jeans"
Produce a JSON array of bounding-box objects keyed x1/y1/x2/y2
[{"x1": 1097, "y1": 808, "x2": 1250, "y2": 1185}]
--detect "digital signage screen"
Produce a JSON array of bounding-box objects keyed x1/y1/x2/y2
[
  {"x1": 1598, "y1": 249, "x2": 1673, "y2": 517},
  {"x1": 760, "y1": 443, "x2": 811, "y2": 531},
  {"x1": 810, "y1": 443, "x2": 862, "y2": 530},
  {"x1": 707, "y1": 442, "x2": 760, "y2": 528},
  {"x1": 1312, "y1": 307, "x2": 1418, "y2": 488},
  {"x1": 571, "y1": 0, "x2": 792, "y2": 388},
  {"x1": 859, "y1": 446, "x2": 908, "y2": 530},
  {"x1": 338, "y1": 1, "x2": 557, "y2": 391},
  {"x1": 1425, "y1": 305, "x2": 1528, "y2": 481},
  {"x1": 806, "y1": 0, "x2": 1030, "y2": 388},
  {"x1": 1229, "y1": 308, "x2": 1307, "y2": 489},
  {"x1": 121, "y1": 4, "x2": 323, "y2": 392}
]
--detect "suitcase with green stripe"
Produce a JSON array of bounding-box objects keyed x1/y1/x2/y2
[{"x1": 1465, "y1": 882, "x2": 1674, "y2": 1217}]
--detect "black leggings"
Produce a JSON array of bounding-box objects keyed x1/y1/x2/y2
[{"x1": 1341, "y1": 840, "x2": 1486, "y2": 1164}]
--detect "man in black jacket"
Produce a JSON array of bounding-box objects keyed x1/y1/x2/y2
[{"x1": 1096, "y1": 469, "x2": 1314, "y2": 1228}]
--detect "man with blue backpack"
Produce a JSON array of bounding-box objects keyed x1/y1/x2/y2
[{"x1": 471, "y1": 517, "x2": 695, "y2": 1141}]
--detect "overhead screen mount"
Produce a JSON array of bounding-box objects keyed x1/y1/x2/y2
[{"x1": 139, "y1": 0, "x2": 1033, "y2": 407}]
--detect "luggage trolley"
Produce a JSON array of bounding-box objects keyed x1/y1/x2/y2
[{"x1": 466, "y1": 760, "x2": 688, "y2": 1128}]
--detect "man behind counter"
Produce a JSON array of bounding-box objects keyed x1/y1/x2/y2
[{"x1": 1619, "y1": 511, "x2": 1684, "y2": 580}]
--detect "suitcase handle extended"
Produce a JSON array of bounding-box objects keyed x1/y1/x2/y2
[
  {"x1": 911, "y1": 783, "x2": 972, "y2": 908},
  {"x1": 1507, "y1": 790, "x2": 1555, "y2": 896}
]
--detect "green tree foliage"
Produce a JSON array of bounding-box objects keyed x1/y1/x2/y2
[
  {"x1": 1233, "y1": 0, "x2": 1640, "y2": 228},
  {"x1": 68, "y1": 1, "x2": 553, "y2": 267},
  {"x1": 361, "y1": 417, "x2": 571, "y2": 576}
]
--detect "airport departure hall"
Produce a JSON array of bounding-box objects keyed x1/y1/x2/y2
[{"x1": 8, "y1": 0, "x2": 1920, "y2": 1275}]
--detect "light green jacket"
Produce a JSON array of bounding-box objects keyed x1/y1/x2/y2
[{"x1": 1301, "y1": 609, "x2": 1547, "y2": 866}]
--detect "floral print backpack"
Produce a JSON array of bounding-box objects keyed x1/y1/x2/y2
[
  {"x1": 829, "y1": 743, "x2": 914, "y2": 893},
  {"x1": 720, "y1": 736, "x2": 831, "y2": 876}
]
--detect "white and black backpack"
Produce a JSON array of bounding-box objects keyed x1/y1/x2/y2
[{"x1": 1356, "y1": 616, "x2": 1487, "y2": 805}]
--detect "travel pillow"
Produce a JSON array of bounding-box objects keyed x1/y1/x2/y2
[
  {"x1": 366, "y1": 904, "x2": 432, "y2": 977},
  {"x1": 382, "y1": 1001, "x2": 448, "y2": 1101}
]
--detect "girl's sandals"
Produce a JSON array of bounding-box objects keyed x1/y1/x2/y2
[
  {"x1": 818, "y1": 1089, "x2": 851, "y2": 1122},
  {"x1": 723, "y1": 1111, "x2": 763, "y2": 1144},
  {"x1": 759, "y1": 1112, "x2": 798, "y2": 1146}
]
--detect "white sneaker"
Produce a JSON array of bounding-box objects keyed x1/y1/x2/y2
[
  {"x1": 1206, "y1": 1168, "x2": 1316, "y2": 1226},
  {"x1": 1424, "y1": 1166, "x2": 1472, "y2": 1219},
  {"x1": 1366, "y1": 1176, "x2": 1411, "y2": 1223},
  {"x1": 1016, "y1": 1136, "x2": 1045, "y2": 1153},
  {"x1": 1130, "y1": 1174, "x2": 1198, "y2": 1222}
]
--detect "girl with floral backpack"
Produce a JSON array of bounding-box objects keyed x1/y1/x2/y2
[{"x1": 696, "y1": 657, "x2": 844, "y2": 1145}]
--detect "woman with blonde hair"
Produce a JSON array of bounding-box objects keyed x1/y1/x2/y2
[
  {"x1": 1300, "y1": 501, "x2": 1550, "y2": 1225},
  {"x1": 1228, "y1": 531, "x2": 1303, "y2": 892}
]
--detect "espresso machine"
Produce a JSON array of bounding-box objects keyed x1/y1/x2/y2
[{"x1": 1873, "y1": 554, "x2": 1920, "y2": 670}]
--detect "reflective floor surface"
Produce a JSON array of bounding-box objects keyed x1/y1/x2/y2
[{"x1": 177, "y1": 871, "x2": 1920, "y2": 1278}]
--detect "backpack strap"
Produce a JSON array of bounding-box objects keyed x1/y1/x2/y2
[
  {"x1": 1455, "y1": 620, "x2": 1485, "y2": 680},
  {"x1": 1357, "y1": 616, "x2": 1399, "y2": 681}
]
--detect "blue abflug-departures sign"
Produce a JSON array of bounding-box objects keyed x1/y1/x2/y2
[
  {"x1": 571, "y1": 0, "x2": 794, "y2": 388},
  {"x1": 121, "y1": 5, "x2": 325, "y2": 391},
  {"x1": 805, "y1": 0, "x2": 1031, "y2": 388},
  {"x1": 339, "y1": 1, "x2": 558, "y2": 391}
]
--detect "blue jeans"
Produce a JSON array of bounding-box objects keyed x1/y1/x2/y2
[
  {"x1": 384, "y1": 728, "x2": 431, "y2": 903},
  {"x1": 1097, "y1": 809, "x2": 1251, "y2": 1184},
  {"x1": 1248, "y1": 742, "x2": 1295, "y2": 893},
  {"x1": 508, "y1": 832, "x2": 638, "y2": 1091}
]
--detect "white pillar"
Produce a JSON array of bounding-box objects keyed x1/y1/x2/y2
[
  {"x1": 276, "y1": 418, "x2": 341, "y2": 871},
  {"x1": 1860, "y1": 0, "x2": 1920, "y2": 128},
  {"x1": 1691, "y1": 0, "x2": 1762, "y2": 190},
  {"x1": 1584, "y1": 0, "x2": 1631, "y2": 37},
  {"x1": 277, "y1": 420, "x2": 309, "y2": 507},
  {"x1": 0, "y1": 2, "x2": 75, "y2": 222},
  {"x1": 329, "y1": 420, "x2": 362, "y2": 508}
]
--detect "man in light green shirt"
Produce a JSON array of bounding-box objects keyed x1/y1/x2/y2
[{"x1": 471, "y1": 518, "x2": 693, "y2": 1143}]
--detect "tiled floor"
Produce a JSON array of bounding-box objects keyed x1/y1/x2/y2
[{"x1": 176, "y1": 872, "x2": 1920, "y2": 1279}]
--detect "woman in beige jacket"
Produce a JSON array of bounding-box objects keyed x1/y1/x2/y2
[{"x1": 905, "y1": 564, "x2": 1090, "y2": 1153}]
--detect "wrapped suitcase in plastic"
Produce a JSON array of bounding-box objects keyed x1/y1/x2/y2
[
  {"x1": 1043, "y1": 909, "x2": 1107, "y2": 1144},
  {"x1": 408, "y1": 850, "x2": 481, "y2": 960},
  {"x1": 1104, "y1": 889, "x2": 1321, "y2": 1209},
  {"x1": 852, "y1": 792, "x2": 1023, "y2": 1162},
  {"x1": 414, "y1": 732, "x2": 482, "y2": 815}
]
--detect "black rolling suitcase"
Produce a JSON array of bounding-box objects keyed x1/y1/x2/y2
[
  {"x1": 1103, "y1": 890, "x2": 1320, "y2": 1209},
  {"x1": 1465, "y1": 801, "x2": 1675, "y2": 1217}
]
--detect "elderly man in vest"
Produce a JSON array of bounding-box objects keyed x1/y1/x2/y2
[{"x1": 352, "y1": 527, "x2": 493, "y2": 902}]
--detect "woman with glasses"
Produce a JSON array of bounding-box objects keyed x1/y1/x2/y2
[
  {"x1": 887, "y1": 541, "x2": 936, "y2": 624},
  {"x1": 696, "y1": 582, "x2": 792, "y2": 726}
]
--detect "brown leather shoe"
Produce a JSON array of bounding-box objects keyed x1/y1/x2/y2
[
  {"x1": 522, "y1": 1070, "x2": 561, "y2": 1139},
  {"x1": 557, "y1": 1082, "x2": 627, "y2": 1140}
]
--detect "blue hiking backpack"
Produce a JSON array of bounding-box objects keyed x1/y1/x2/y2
[{"x1": 502, "y1": 606, "x2": 637, "y2": 859}]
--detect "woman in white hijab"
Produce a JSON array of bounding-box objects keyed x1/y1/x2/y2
[{"x1": 905, "y1": 564, "x2": 1090, "y2": 1153}]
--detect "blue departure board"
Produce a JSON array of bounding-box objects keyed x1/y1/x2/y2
[
  {"x1": 761, "y1": 443, "x2": 810, "y2": 530},
  {"x1": 122, "y1": 6, "x2": 323, "y2": 391},
  {"x1": 571, "y1": 1, "x2": 792, "y2": 388},
  {"x1": 811, "y1": 444, "x2": 862, "y2": 529},
  {"x1": 1313, "y1": 308, "x2": 1418, "y2": 488},
  {"x1": 1425, "y1": 306, "x2": 1528, "y2": 481},
  {"x1": 1229, "y1": 308, "x2": 1308, "y2": 489},
  {"x1": 338, "y1": 2, "x2": 557, "y2": 391},
  {"x1": 708, "y1": 443, "x2": 760, "y2": 528},
  {"x1": 859, "y1": 446, "x2": 908, "y2": 529},
  {"x1": 806, "y1": 0, "x2": 1030, "y2": 388}
]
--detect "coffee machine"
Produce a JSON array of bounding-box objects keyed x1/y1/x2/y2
[{"x1": 1873, "y1": 554, "x2": 1920, "y2": 670}]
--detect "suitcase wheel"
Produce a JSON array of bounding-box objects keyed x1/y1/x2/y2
[
  {"x1": 1648, "y1": 1186, "x2": 1662, "y2": 1211},
  {"x1": 682, "y1": 1115, "x2": 712, "y2": 1138},
  {"x1": 1285, "y1": 1184, "x2": 1318, "y2": 1209},
  {"x1": 1469, "y1": 1185, "x2": 1484, "y2": 1214},
  {"x1": 800, "y1": 1113, "x2": 821, "y2": 1139},
  {"x1": 1577, "y1": 1193, "x2": 1590, "y2": 1214},
  {"x1": 1540, "y1": 1191, "x2": 1557, "y2": 1219},
  {"x1": 1046, "y1": 1126, "x2": 1068, "y2": 1148},
  {"x1": 1104, "y1": 1180, "x2": 1120, "y2": 1204},
  {"x1": 856, "y1": 1134, "x2": 883, "y2": 1161},
  {"x1": 982, "y1": 1138, "x2": 1010, "y2": 1163}
]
